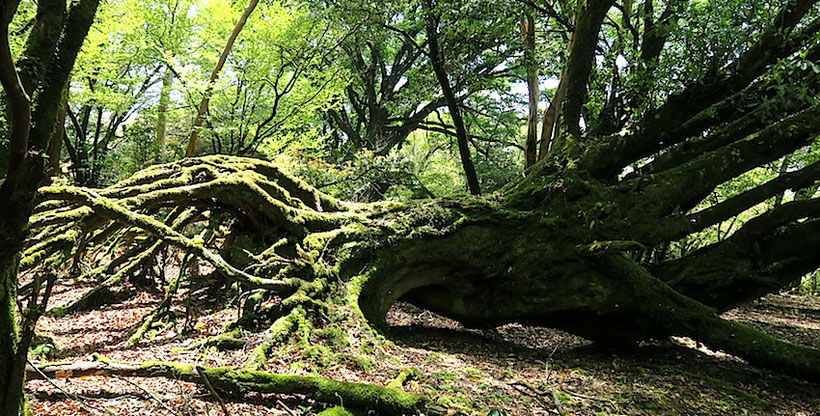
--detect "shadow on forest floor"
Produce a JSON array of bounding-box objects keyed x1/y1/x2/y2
[{"x1": 384, "y1": 296, "x2": 820, "y2": 415}]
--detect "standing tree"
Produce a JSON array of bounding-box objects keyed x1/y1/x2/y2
[
  {"x1": 16, "y1": 0, "x2": 820, "y2": 414},
  {"x1": 322, "y1": 0, "x2": 522, "y2": 190},
  {"x1": 184, "y1": 0, "x2": 259, "y2": 157},
  {"x1": 0, "y1": 0, "x2": 99, "y2": 414}
]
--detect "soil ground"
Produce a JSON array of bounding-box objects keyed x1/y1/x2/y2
[{"x1": 26, "y1": 276, "x2": 820, "y2": 416}]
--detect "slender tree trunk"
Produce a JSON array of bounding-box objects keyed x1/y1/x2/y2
[
  {"x1": 773, "y1": 155, "x2": 792, "y2": 208},
  {"x1": 156, "y1": 66, "x2": 173, "y2": 157},
  {"x1": 537, "y1": 78, "x2": 565, "y2": 159},
  {"x1": 424, "y1": 6, "x2": 481, "y2": 195},
  {"x1": 184, "y1": 0, "x2": 259, "y2": 157},
  {"x1": 521, "y1": 14, "x2": 539, "y2": 168},
  {"x1": 47, "y1": 88, "x2": 68, "y2": 177}
]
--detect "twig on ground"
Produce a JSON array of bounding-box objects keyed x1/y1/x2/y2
[
  {"x1": 563, "y1": 389, "x2": 613, "y2": 403},
  {"x1": 509, "y1": 380, "x2": 553, "y2": 408},
  {"x1": 27, "y1": 359, "x2": 116, "y2": 416},
  {"x1": 276, "y1": 399, "x2": 297, "y2": 416},
  {"x1": 111, "y1": 375, "x2": 180, "y2": 415},
  {"x1": 196, "y1": 365, "x2": 231, "y2": 416}
]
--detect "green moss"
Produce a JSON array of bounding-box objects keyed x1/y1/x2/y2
[
  {"x1": 244, "y1": 310, "x2": 303, "y2": 370},
  {"x1": 387, "y1": 367, "x2": 419, "y2": 389},
  {"x1": 317, "y1": 407, "x2": 357, "y2": 416},
  {"x1": 554, "y1": 391, "x2": 574, "y2": 405},
  {"x1": 172, "y1": 332, "x2": 247, "y2": 353},
  {"x1": 199, "y1": 366, "x2": 425, "y2": 413},
  {"x1": 315, "y1": 324, "x2": 350, "y2": 348},
  {"x1": 303, "y1": 345, "x2": 376, "y2": 372}
]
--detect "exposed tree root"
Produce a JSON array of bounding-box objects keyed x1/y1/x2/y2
[
  {"x1": 605, "y1": 254, "x2": 820, "y2": 382},
  {"x1": 26, "y1": 357, "x2": 433, "y2": 415}
]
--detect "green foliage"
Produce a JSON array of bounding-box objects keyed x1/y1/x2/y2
[
  {"x1": 282, "y1": 150, "x2": 427, "y2": 202},
  {"x1": 97, "y1": 120, "x2": 162, "y2": 184},
  {"x1": 669, "y1": 138, "x2": 820, "y2": 262},
  {"x1": 203, "y1": 1, "x2": 347, "y2": 156},
  {"x1": 798, "y1": 272, "x2": 820, "y2": 296}
]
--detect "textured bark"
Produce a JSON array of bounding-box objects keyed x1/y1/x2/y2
[{"x1": 0, "y1": 252, "x2": 23, "y2": 416}]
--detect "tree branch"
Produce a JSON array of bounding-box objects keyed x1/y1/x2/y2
[
  {"x1": 626, "y1": 108, "x2": 820, "y2": 218},
  {"x1": 585, "y1": 1, "x2": 820, "y2": 179},
  {"x1": 26, "y1": 358, "x2": 430, "y2": 415},
  {"x1": 0, "y1": 0, "x2": 32, "y2": 177}
]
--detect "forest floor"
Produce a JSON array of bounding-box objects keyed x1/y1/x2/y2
[{"x1": 26, "y1": 277, "x2": 820, "y2": 416}]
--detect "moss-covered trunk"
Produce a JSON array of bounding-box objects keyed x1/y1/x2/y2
[
  {"x1": 351, "y1": 205, "x2": 820, "y2": 382},
  {"x1": 23, "y1": 155, "x2": 820, "y2": 403},
  {"x1": 0, "y1": 187, "x2": 35, "y2": 416},
  {"x1": 0, "y1": 254, "x2": 24, "y2": 416}
]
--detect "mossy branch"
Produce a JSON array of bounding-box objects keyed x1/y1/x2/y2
[
  {"x1": 40, "y1": 186, "x2": 298, "y2": 291},
  {"x1": 26, "y1": 358, "x2": 431, "y2": 415}
]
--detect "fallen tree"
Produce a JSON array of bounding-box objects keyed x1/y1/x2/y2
[{"x1": 18, "y1": 0, "x2": 820, "y2": 413}]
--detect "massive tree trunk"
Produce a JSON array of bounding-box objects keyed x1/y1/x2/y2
[
  {"x1": 26, "y1": 145, "x2": 820, "y2": 392},
  {"x1": 17, "y1": 0, "x2": 820, "y2": 413}
]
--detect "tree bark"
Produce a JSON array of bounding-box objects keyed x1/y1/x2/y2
[
  {"x1": 156, "y1": 66, "x2": 173, "y2": 157},
  {"x1": 0, "y1": 3, "x2": 34, "y2": 414},
  {"x1": 559, "y1": 0, "x2": 614, "y2": 138},
  {"x1": 28, "y1": 153, "x2": 820, "y2": 386},
  {"x1": 521, "y1": 14, "x2": 539, "y2": 168},
  {"x1": 0, "y1": 0, "x2": 99, "y2": 413},
  {"x1": 424, "y1": 2, "x2": 481, "y2": 195}
]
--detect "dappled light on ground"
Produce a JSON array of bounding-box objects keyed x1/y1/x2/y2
[{"x1": 27, "y1": 289, "x2": 820, "y2": 415}]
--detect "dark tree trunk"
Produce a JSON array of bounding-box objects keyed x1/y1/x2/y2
[
  {"x1": 521, "y1": 13, "x2": 539, "y2": 168},
  {"x1": 0, "y1": 254, "x2": 23, "y2": 416},
  {"x1": 0, "y1": 0, "x2": 99, "y2": 413},
  {"x1": 424, "y1": 2, "x2": 481, "y2": 195}
]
